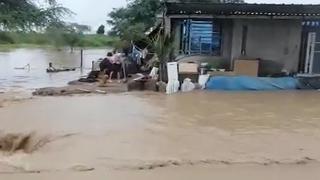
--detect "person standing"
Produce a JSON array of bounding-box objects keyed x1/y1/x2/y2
[
  {"x1": 109, "y1": 51, "x2": 123, "y2": 83},
  {"x1": 99, "y1": 52, "x2": 113, "y2": 74}
]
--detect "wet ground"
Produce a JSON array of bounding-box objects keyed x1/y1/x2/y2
[{"x1": 1, "y1": 91, "x2": 320, "y2": 179}]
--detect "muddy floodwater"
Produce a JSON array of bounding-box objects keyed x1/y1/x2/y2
[
  {"x1": 0, "y1": 48, "x2": 107, "y2": 92},
  {"x1": 1, "y1": 91, "x2": 320, "y2": 179}
]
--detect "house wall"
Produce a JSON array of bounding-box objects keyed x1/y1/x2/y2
[
  {"x1": 167, "y1": 16, "x2": 303, "y2": 75},
  {"x1": 220, "y1": 20, "x2": 233, "y2": 65},
  {"x1": 230, "y1": 19, "x2": 303, "y2": 75},
  {"x1": 169, "y1": 18, "x2": 234, "y2": 69}
]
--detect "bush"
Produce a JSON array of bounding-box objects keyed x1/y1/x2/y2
[
  {"x1": 0, "y1": 32, "x2": 15, "y2": 44},
  {"x1": 79, "y1": 35, "x2": 117, "y2": 47},
  {"x1": 0, "y1": 32, "x2": 117, "y2": 48}
]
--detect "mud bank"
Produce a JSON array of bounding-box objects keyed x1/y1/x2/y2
[
  {"x1": 32, "y1": 81, "x2": 128, "y2": 96},
  {"x1": 32, "y1": 76, "x2": 159, "y2": 96},
  {"x1": 2, "y1": 91, "x2": 320, "y2": 179}
]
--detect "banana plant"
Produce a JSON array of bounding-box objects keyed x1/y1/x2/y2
[{"x1": 151, "y1": 33, "x2": 175, "y2": 82}]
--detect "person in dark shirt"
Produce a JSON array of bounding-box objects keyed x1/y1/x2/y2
[{"x1": 99, "y1": 52, "x2": 113, "y2": 74}]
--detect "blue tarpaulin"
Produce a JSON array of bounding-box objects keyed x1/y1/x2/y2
[{"x1": 206, "y1": 76, "x2": 299, "y2": 91}]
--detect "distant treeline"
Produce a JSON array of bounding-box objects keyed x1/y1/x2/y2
[{"x1": 0, "y1": 32, "x2": 118, "y2": 48}]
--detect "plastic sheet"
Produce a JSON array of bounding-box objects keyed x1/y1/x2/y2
[{"x1": 206, "y1": 76, "x2": 298, "y2": 91}]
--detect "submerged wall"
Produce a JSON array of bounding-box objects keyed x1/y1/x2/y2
[{"x1": 231, "y1": 19, "x2": 303, "y2": 75}]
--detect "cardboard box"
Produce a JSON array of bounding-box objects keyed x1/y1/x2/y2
[
  {"x1": 179, "y1": 63, "x2": 198, "y2": 74},
  {"x1": 208, "y1": 71, "x2": 236, "y2": 76},
  {"x1": 234, "y1": 60, "x2": 259, "y2": 76}
]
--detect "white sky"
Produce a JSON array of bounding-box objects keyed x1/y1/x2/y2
[
  {"x1": 57, "y1": 0, "x2": 127, "y2": 32},
  {"x1": 57, "y1": 0, "x2": 320, "y2": 32}
]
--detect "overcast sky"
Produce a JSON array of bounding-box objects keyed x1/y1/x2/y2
[
  {"x1": 57, "y1": 0, "x2": 320, "y2": 32},
  {"x1": 57, "y1": 0, "x2": 127, "y2": 32}
]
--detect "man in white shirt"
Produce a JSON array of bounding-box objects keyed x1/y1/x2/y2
[{"x1": 108, "y1": 52, "x2": 123, "y2": 83}]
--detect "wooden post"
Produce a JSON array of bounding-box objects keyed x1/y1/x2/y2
[
  {"x1": 80, "y1": 49, "x2": 84, "y2": 70},
  {"x1": 122, "y1": 61, "x2": 127, "y2": 82}
]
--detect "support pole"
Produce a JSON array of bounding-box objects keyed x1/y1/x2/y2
[{"x1": 80, "y1": 49, "x2": 84, "y2": 70}]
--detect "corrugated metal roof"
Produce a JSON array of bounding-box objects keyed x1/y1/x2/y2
[
  {"x1": 303, "y1": 21, "x2": 320, "y2": 27},
  {"x1": 165, "y1": 2, "x2": 320, "y2": 17}
]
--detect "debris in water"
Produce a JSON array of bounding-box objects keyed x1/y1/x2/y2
[
  {"x1": 70, "y1": 165, "x2": 95, "y2": 172},
  {"x1": 0, "y1": 133, "x2": 31, "y2": 153},
  {"x1": 0, "y1": 132, "x2": 49, "y2": 154}
]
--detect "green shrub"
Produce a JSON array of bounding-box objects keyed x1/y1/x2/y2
[
  {"x1": 0, "y1": 32, "x2": 118, "y2": 48},
  {"x1": 0, "y1": 32, "x2": 15, "y2": 44}
]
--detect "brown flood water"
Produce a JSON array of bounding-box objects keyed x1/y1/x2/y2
[{"x1": 1, "y1": 91, "x2": 320, "y2": 179}]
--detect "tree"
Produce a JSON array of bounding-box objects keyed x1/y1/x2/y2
[
  {"x1": 122, "y1": 23, "x2": 146, "y2": 42},
  {"x1": 96, "y1": 25, "x2": 105, "y2": 35},
  {"x1": 63, "y1": 31, "x2": 81, "y2": 53},
  {"x1": 220, "y1": 0, "x2": 244, "y2": 3},
  {"x1": 45, "y1": 22, "x2": 67, "y2": 48},
  {"x1": 64, "y1": 23, "x2": 90, "y2": 52},
  {"x1": 70, "y1": 23, "x2": 91, "y2": 34},
  {"x1": 0, "y1": 0, "x2": 71, "y2": 31},
  {"x1": 108, "y1": 0, "x2": 161, "y2": 40},
  {"x1": 108, "y1": 0, "x2": 244, "y2": 41},
  {"x1": 152, "y1": 33, "x2": 175, "y2": 82},
  {"x1": 45, "y1": 22, "x2": 90, "y2": 52},
  {"x1": 174, "y1": 0, "x2": 243, "y2": 2},
  {"x1": 176, "y1": 0, "x2": 219, "y2": 2}
]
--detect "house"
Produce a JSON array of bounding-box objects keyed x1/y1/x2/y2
[{"x1": 163, "y1": 2, "x2": 320, "y2": 76}]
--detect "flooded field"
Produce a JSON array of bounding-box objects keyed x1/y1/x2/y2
[
  {"x1": 1, "y1": 91, "x2": 320, "y2": 178},
  {"x1": 0, "y1": 48, "x2": 107, "y2": 91}
]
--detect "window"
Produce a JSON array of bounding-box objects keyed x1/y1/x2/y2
[{"x1": 181, "y1": 19, "x2": 221, "y2": 55}]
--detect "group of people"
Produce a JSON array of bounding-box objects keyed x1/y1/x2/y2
[{"x1": 99, "y1": 51, "x2": 124, "y2": 83}]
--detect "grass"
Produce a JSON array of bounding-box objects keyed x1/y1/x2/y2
[
  {"x1": 79, "y1": 34, "x2": 118, "y2": 47},
  {"x1": 0, "y1": 32, "x2": 118, "y2": 49}
]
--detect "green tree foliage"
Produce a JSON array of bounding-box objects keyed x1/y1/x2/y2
[
  {"x1": 45, "y1": 22, "x2": 68, "y2": 48},
  {"x1": 0, "y1": 32, "x2": 14, "y2": 44},
  {"x1": 70, "y1": 23, "x2": 91, "y2": 34},
  {"x1": 151, "y1": 33, "x2": 175, "y2": 81},
  {"x1": 46, "y1": 22, "x2": 91, "y2": 52},
  {"x1": 108, "y1": 0, "x2": 244, "y2": 42},
  {"x1": 173, "y1": 0, "x2": 243, "y2": 2},
  {"x1": 63, "y1": 31, "x2": 81, "y2": 53},
  {"x1": 108, "y1": 0, "x2": 161, "y2": 41},
  {"x1": 0, "y1": 0, "x2": 72, "y2": 30},
  {"x1": 122, "y1": 23, "x2": 146, "y2": 42},
  {"x1": 220, "y1": 0, "x2": 244, "y2": 3},
  {"x1": 96, "y1": 25, "x2": 105, "y2": 35},
  {"x1": 175, "y1": 0, "x2": 219, "y2": 2}
]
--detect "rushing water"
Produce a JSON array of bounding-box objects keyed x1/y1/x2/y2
[
  {"x1": 1, "y1": 91, "x2": 320, "y2": 173},
  {"x1": 0, "y1": 48, "x2": 108, "y2": 91},
  {"x1": 1, "y1": 48, "x2": 320, "y2": 179}
]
